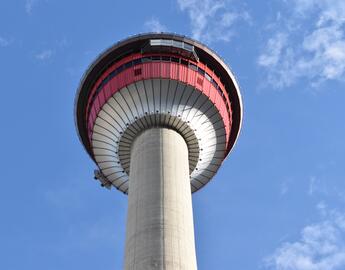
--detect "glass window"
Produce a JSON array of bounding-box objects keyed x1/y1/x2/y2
[
  {"x1": 134, "y1": 68, "x2": 142, "y2": 76},
  {"x1": 198, "y1": 68, "x2": 205, "y2": 75},
  {"x1": 116, "y1": 65, "x2": 124, "y2": 73},
  {"x1": 133, "y1": 58, "x2": 142, "y2": 65},
  {"x1": 183, "y1": 43, "x2": 193, "y2": 51},
  {"x1": 151, "y1": 56, "x2": 161, "y2": 61},
  {"x1": 171, "y1": 57, "x2": 179, "y2": 63},
  {"x1": 189, "y1": 63, "x2": 198, "y2": 71},
  {"x1": 205, "y1": 72, "x2": 212, "y2": 81},
  {"x1": 162, "y1": 56, "x2": 170, "y2": 62},
  {"x1": 211, "y1": 79, "x2": 218, "y2": 89},
  {"x1": 161, "y1": 39, "x2": 172, "y2": 46},
  {"x1": 150, "y1": 39, "x2": 161, "y2": 46},
  {"x1": 181, "y1": 59, "x2": 188, "y2": 66},
  {"x1": 172, "y1": 40, "x2": 183, "y2": 48},
  {"x1": 124, "y1": 61, "x2": 133, "y2": 69},
  {"x1": 109, "y1": 70, "x2": 116, "y2": 77},
  {"x1": 142, "y1": 57, "x2": 152, "y2": 63},
  {"x1": 103, "y1": 76, "x2": 110, "y2": 84}
]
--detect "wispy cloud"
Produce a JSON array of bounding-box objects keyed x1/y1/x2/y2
[
  {"x1": 144, "y1": 17, "x2": 167, "y2": 32},
  {"x1": 0, "y1": 36, "x2": 11, "y2": 47},
  {"x1": 35, "y1": 49, "x2": 53, "y2": 61},
  {"x1": 264, "y1": 205, "x2": 345, "y2": 270},
  {"x1": 258, "y1": 0, "x2": 345, "y2": 88},
  {"x1": 176, "y1": 0, "x2": 250, "y2": 43},
  {"x1": 25, "y1": 0, "x2": 48, "y2": 15},
  {"x1": 25, "y1": 0, "x2": 37, "y2": 14},
  {"x1": 308, "y1": 176, "x2": 319, "y2": 196},
  {"x1": 258, "y1": 33, "x2": 287, "y2": 67}
]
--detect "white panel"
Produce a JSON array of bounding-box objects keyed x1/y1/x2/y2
[
  {"x1": 92, "y1": 132, "x2": 115, "y2": 145},
  {"x1": 135, "y1": 81, "x2": 149, "y2": 114},
  {"x1": 143, "y1": 80, "x2": 154, "y2": 113}
]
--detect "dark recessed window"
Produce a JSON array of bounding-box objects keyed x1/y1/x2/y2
[
  {"x1": 104, "y1": 76, "x2": 110, "y2": 84},
  {"x1": 211, "y1": 80, "x2": 218, "y2": 89},
  {"x1": 171, "y1": 57, "x2": 179, "y2": 63},
  {"x1": 142, "y1": 57, "x2": 151, "y2": 63},
  {"x1": 189, "y1": 63, "x2": 198, "y2": 71},
  {"x1": 112, "y1": 69, "x2": 119, "y2": 76},
  {"x1": 109, "y1": 70, "x2": 116, "y2": 77},
  {"x1": 134, "y1": 68, "x2": 142, "y2": 76},
  {"x1": 162, "y1": 56, "x2": 170, "y2": 62},
  {"x1": 198, "y1": 68, "x2": 205, "y2": 75},
  {"x1": 117, "y1": 65, "x2": 124, "y2": 73},
  {"x1": 124, "y1": 61, "x2": 133, "y2": 69},
  {"x1": 181, "y1": 59, "x2": 188, "y2": 66},
  {"x1": 152, "y1": 56, "x2": 161, "y2": 61},
  {"x1": 133, "y1": 58, "x2": 142, "y2": 65}
]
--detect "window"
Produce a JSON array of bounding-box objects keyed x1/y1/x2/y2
[
  {"x1": 161, "y1": 39, "x2": 172, "y2": 46},
  {"x1": 151, "y1": 56, "x2": 161, "y2": 61},
  {"x1": 181, "y1": 59, "x2": 188, "y2": 66},
  {"x1": 133, "y1": 58, "x2": 142, "y2": 65},
  {"x1": 134, "y1": 68, "x2": 142, "y2": 76},
  {"x1": 116, "y1": 65, "x2": 124, "y2": 73},
  {"x1": 162, "y1": 56, "x2": 170, "y2": 62},
  {"x1": 172, "y1": 40, "x2": 183, "y2": 48},
  {"x1": 198, "y1": 68, "x2": 205, "y2": 76},
  {"x1": 205, "y1": 72, "x2": 212, "y2": 81},
  {"x1": 124, "y1": 61, "x2": 133, "y2": 69},
  {"x1": 103, "y1": 76, "x2": 110, "y2": 84},
  {"x1": 189, "y1": 63, "x2": 198, "y2": 71},
  {"x1": 150, "y1": 39, "x2": 161, "y2": 46},
  {"x1": 211, "y1": 79, "x2": 218, "y2": 89},
  {"x1": 142, "y1": 57, "x2": 151, "y2": 63},
  {"x1": 109, "y1": 70, "x2": 116, "y2": 77},
  {"x1": 171, "y1": 57, "x2": 179, "y2": 63},
  {"x1": 183, "y1": 43, "x2": 193, "y2": 51}
]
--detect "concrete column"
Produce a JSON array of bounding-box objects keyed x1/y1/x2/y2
[{"x1": 124, "y1": 128, "x2": 197, "y2": 270}]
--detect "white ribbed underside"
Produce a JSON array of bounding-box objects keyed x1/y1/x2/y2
[{"x1": 91, "y1": 78, "x2": 227, "y2": 193}]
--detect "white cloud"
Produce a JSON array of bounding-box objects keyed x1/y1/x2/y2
[
  {"x1": 258, "y1": 0, "x2": 345, "y2": 88},
  {"x1": 0, "y1": 36, "x2": 11, "y2": 47},
  {"x1": 264, "y1": 206, "x2": 345, "y2": 270},
  {"x1": 25, "y1": 0, "x2": 48, "y2": 15},
  {"x1": 308, "y1": 176, "x2": 317, "y2": 196},
  {"x1": 258, "y1": 33, "x2": 288, "y2": 67},
  {"x1": 25, "y1": 0, "x2": 37, "y2": 14},
  {"x1": 35, "y1": 49, "x2": 53, "y2": 61},
  {"x1": 176, "y1": 0, "x2": 250, "y2": 43},
  {"x1": 144, "y1": 17, "x2": 167, "y2": 32}
]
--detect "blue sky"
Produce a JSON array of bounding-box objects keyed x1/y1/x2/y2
[{"x1": 1, "y1": 0, "x2": 345, "y2": 269}]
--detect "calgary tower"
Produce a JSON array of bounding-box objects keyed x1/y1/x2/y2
[{"x1": 75, "y1": 33, "x2": 242, "y2": 269}]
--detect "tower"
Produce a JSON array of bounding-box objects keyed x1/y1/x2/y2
[{"x1": 75, "y1": 33, "x2": 242, "y2": 269}]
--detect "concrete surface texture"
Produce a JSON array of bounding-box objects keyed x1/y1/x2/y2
[{"x1": 124, "y1": 128, "x2": 197, "y2": 270}]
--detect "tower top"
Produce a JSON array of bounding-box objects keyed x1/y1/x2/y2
[{"x1": 75, "y1": 33, "x2": 243, "y2": 193}]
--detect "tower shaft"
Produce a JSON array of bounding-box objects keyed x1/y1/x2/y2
[{"x1": 125, "y1": 128, "x2": 197, "y2": 270}]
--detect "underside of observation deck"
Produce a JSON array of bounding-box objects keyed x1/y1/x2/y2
[{"x1": 75, "y1": 33, "x2": 243, "y2": 193}]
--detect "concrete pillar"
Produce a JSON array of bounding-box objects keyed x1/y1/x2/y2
[{"x1": 124, "y1": 128, "x2": 197, "y2": 270}]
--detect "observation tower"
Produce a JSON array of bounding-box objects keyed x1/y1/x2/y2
[{"x1": 75, "y1": 33, "x2": 242, "y2": 270}]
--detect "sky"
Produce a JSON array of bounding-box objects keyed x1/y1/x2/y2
[{"x1": 1, "y1": 0, "x2": 345, "y2": 269}]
